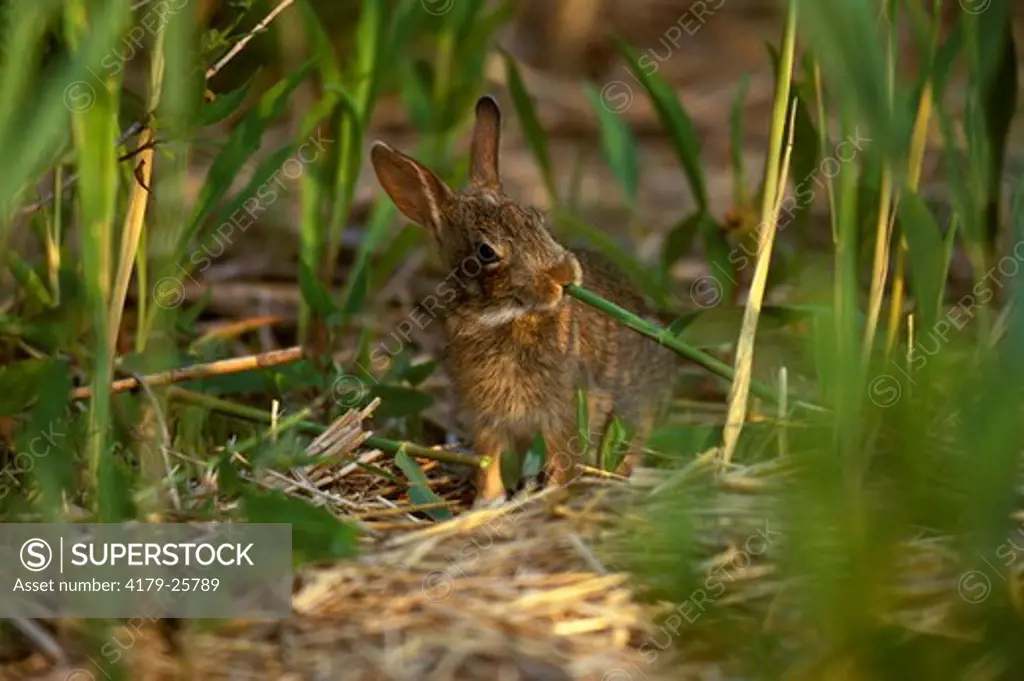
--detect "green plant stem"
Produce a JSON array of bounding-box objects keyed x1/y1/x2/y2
[
  {"x1": 47, "y1": 163, "x2": 63, "y2": 305},
  {"x1": 66, "y1": 0, "x2": 127, "y2": 488},
  {"x1": 166, "y1": 387, "x2": 480, "y2": 468},
  {"x1": 720, "y1": 0, "x2": 797, "y2": 468},
  {"x1": 321, "y1": 1, "x2": 382, "y2": 285},
  {"x1": 861, "y1": 9, "x2": 897, "y2": 365},
  {"x1": 566, "y1": 284, "x2": 814, "y2": 410}
]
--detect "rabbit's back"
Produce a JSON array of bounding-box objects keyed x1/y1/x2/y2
[{"x1": 571, "y1": 249, "x2": 679, "y2": 440}]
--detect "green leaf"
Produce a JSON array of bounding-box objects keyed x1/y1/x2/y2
[
  {"x1": 502, "y1": 52, "x2": 557, "y2": 204},
  {"x1": 980, "y1": 20, "x2": 1018, "y2": 253},
  {"x1": 0, "y1": 359, "x2": 66, "y2": 415},
  {"x1": 522, "y1": 433, "x2": 545, "y2": 479},
  {"x1": 729, "y1": 74, "x2": 751, "y2": 205},
  {"x1": 0, "y1": 0, "x2": 126, "y2": 219},
  {"x1": 797, "y1": 0, "x2": 908, "y2": 157},
  {"x1": 972, "y1": 0, "x2": 1015, "y2": 90},
  {"x1": 340, "y1": 261, "x2": 369, "y2": 324},
  {"x1": 898, "y1": 191, "x2": 946, "y2": 333},
  {"x1": 671, "y1": 305, "x2": 809, "y2": 349},
  {"x1": 369, "y1": 385, "x2": 435, "y2": 419},
  {"x1": 1005, "y1": 176, "x2": 1024, "y2": 362},
  {"x1": 14, "y1": 359, "x2": 71, "y2": 515},
  {"x1": 330, "y1": 86, "x2": 377, "y2": 328},
  {"x1": 598, "y1": 416, "x2": 632, "y2": 472},
  {"x1": 382, "y1": 0, "x2": 425, "y2": 69},
  {"x1": 449, "y1": 0, "x2": 488, "y2": 44},
  {"x1": 299, "y1": 0, "x2": 343, "y2": 83},
  {"x1": 202, "y1": 142, "x2": 297, "y2": 245},
  {"x1": 0, "y1": 312, "x2": 63, "y2": 350},
  {"x1": 703, "y1": 226, "x2": 737, "y2": 306},
  {"x1": 783, "y1": 94, "x2": 821, "y2": 237},
  {"x1": 646, "y1": 424, "x2": 720, "y2": 458},
  {"x1": 242, "y1": 488, "x2": 359, "y2": 565},
  {"x1": 298, "y1": 258, "x2": 340, "y2": 322},
  {"x1": 400, "y1": 360, "x2": 438, "y2": 387},
  {"x1": 184, "y1": 60, "x2": 315, "y2": 250},
  {"x1": 930, "y1": 18, "x2": 965, "y2": 100},
  {"x1": 349, "y1": 0, "x2": 387, "y2": 119},
  {"x1": 400, "y1": 61, "x2": 434, "y2": 131},
  {"x1": 395, "y1": 448, "x2": 453, "y2": 521},
  {"x1": 662, "y1": 211, "x2": 716, "y2": 272},
  {"x1": 583, "y1": 82, "x2": 639, "y2": 207},
  {"x1": 6, "y1": 250, "x2": 54, "y2": 308},
  {"x1": 443, "y1": 4, "x2": 513, "y2": 129},
  {"x1": 371, "y1": 224, "x2": 423, "y2": 290},
  {"x1": 618, "y1": 41, "x2": 707, "y2": 212},
  {"x1": 197, "y1": 77, "x2": 257, "y2": 128},
  {"x1": 97, "y1": 451, "x2": 136, "y2": 523}
]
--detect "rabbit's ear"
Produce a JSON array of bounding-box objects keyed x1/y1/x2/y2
[
  {"x1": 370, "y1": 142, "x2": 452, "y2": 233},
  {"x1": 470, "y1": 95, "x2": 502, "y2": 190}
]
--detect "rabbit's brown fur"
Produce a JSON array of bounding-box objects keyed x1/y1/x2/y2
[{"x1": 370, "y1": 96, "x2": 678, "y2": 505}]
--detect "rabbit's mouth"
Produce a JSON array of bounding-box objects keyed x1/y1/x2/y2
[
  {"x1": 516, "y1": 282, "x2": 569, "y2": 311},
  {"x1": 527, "y1": 253, "x2": 582, "y2": 311}
]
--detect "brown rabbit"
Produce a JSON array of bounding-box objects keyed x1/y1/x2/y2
[{"x1": 370, "y1": 95, "x2": 678, "y2": 506}]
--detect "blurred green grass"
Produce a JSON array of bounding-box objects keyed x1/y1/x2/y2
[{"x1": 1, "y1": 0, "x2": 1024, "y2": 678}]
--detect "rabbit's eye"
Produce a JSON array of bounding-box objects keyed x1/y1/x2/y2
[{"x1": 476, "y1": 242, "x2": 499, "y2": 263}]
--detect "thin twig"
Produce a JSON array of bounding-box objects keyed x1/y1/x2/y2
[
  {"x1": 206, "y1": 0, "x2": 297, "y2": 80},
  {"x1": 118, "y1": 138, "x2": 160, "y2": 164},
  {"x1": 193, "y1": 315, "x2": 285, "y2": 348},
  {"x1": 70, "y1": 346, "x2": 304, "y2": 400}
]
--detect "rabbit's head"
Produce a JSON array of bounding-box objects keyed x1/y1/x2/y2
[{"x1": 370, "y1": 96, "x2": 581, "y2": 321}]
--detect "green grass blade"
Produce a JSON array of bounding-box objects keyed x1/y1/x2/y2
[
  {"x1": 583, "y1": 82, "x2": 639, "y2": 208},
  {"x1": 64, "y1": 0, "x2": 131, "y2": 488},
  {"x1": 729, "y1": 74, "x2": 751, "y2": 207},
  {"x1": 197, "y1": 77, "x2": 258, "y2": 127},
  {"x1": 618, "y1": 40, "x2": 708, "y2": 213},
  {"x1": 395, "y1": 448, "x2": 453, "y2": 521},
  {"x1": 0, "y1": 0, "x2": 125, "y2": 235},
  {"x1": 798, "y1": 0, "x2": 906, "y2": 158},
  {"x1": 183, "y1": 60, "x2": 315, "y2": 252},
  {"x1": 897, "y1": 190, "x2": 946, "y2": 333},
  {"x1": 502, "y1": 52, "x2": 557, "y2": 205}
]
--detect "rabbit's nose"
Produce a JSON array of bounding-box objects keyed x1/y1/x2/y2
[{"x1": 546, "y1": 253, "x2": 582, "y2": 287}]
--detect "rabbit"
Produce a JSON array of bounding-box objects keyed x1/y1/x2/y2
[{"x1": 369, "y1": 95, "x2": 679, "y2": 506}]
